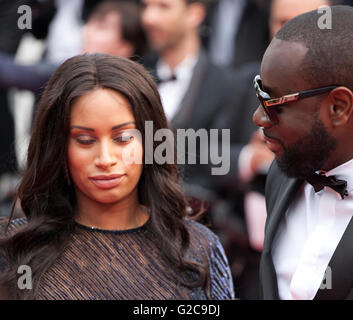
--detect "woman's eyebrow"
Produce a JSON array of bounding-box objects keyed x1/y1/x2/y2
[
  {"x1": 111, "y1": 121, "x2": 135, "y2": 130},
  {"x1": 71, "y1": 121, "x2": 135, "y2": 131},
  {"x1": 70, "y1": 125, "x2": 95, "y2": 131}
]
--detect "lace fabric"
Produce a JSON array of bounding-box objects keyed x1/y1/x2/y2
[{"x1": 0, "y1": 217, "x2": 234, "y2": 300}]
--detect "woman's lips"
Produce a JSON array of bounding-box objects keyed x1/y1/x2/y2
[{"x1": 89, "y1": 174, "x2": 125, "y2": 189}]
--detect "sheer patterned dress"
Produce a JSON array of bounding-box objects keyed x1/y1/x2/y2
[{"x1": 0, "y1": 217, "x2": 234, "y2": 300}]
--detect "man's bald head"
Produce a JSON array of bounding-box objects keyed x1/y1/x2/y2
[{"x1": 274, "y1": 5, "x2": 353, "y2": 91}]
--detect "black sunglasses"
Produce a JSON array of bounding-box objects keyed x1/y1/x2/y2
[{"x1": 253, "y1": 75, "x2": 338, "y2": 124}]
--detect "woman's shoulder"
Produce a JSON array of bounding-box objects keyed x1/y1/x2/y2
[
  {"x1": 184, "y1": 219, "x2": 219, "y2": 247},
  {"x1": 184, "y1": 219, "x2": 235, "y2": 299},
  {"x1": 0, "y1": 217, "x2": 28, "y2": 236}
]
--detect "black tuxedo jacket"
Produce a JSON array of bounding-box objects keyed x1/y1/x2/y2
[
  {"x1": 145, "y1": 49, "x2": 238, "y2": 188},
  {"x1": 260, "y1": 161, "x2": 353, "y2": 300}
]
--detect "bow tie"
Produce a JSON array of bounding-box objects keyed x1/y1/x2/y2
[
  {"x1": 155, "y1": 74, "x2": 177, "y2": 85},
  {"x1": 306, "y1": 173, "x2": 348, "y2": 199}
]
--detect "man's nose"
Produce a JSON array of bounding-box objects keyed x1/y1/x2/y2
[{"x1": 253, "y1": 105, "x2": 273, "y2": 128}]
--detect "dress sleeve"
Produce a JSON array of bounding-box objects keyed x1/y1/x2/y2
[{"x1": 207, "y1": 234, "x2": 235, "y2": 300}]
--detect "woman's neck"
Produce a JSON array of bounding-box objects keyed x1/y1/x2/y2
[{"x1": 74, "y1": 191, "x2": 149, "y2": 231}]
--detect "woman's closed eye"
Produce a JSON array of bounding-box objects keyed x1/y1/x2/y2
[
  {"x1": 114, "y1": 134, "x2": 134, "y2": 143},
  {"x1": 76, "y1": 135, "x2": 96, "y2": 145},
  {"x1": 75, "y1": 133, "x2": 135, "y2": 145}
]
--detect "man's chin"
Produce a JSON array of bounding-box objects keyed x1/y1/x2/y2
[
  {"x1": 276, "y1": 157, "x2": 318, "y2": 179},
  {"x1": 147, "y1": 37, "x2": 169, "y2": 53},
  {"x1": 276, "y1": 156, "x2": 302, "y2": 178}
]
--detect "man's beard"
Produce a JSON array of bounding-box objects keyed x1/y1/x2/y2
[
  {"x1": 147, "y1": 30, "x2": 184, "y2": 54},
  {"x1": 276, "y1": 118, "x2": 337, "y2": 178}
]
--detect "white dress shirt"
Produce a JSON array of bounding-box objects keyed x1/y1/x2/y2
[
  {"x1": 156, "y1": 53, "x2": 198, "y2": 121},
  {"x1": 272, "y1": 159, "x2": 353, "y2": 300}
]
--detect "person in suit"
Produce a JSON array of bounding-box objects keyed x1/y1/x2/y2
[
  {"x1": 253, "y1": 5, "x2": 353, "y2": 299},
  {"x1": 141, "y1": 0, "x2": 237, "y2": 198},
  {"x1": 207, "y1": 0, "x2": 331, "y2": 299}
]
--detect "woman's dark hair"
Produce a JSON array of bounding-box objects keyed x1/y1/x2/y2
[{"x1": 0, "y1": 53, "x2": 207, "y2": 299}]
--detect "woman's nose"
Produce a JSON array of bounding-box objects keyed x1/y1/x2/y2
[{"x1": 94, "y1": 141, "x2": 118, "y2": 169}]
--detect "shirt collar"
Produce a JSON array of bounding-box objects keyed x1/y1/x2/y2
[
  {"x1": 156, "y1": 52, "x2": 199, "y2": 82},
  {"x1": 320, "y1": 158, "x2": 353, "y2": 192}
]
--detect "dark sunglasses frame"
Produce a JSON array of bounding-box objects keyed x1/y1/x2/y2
[{"x1": 254, "y1": 75, "x2": 338, "y2": 124}]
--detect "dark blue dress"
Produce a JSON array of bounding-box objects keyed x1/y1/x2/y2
[{"x1": 1, "y1": 217, "x2": 234, "y2": 300}]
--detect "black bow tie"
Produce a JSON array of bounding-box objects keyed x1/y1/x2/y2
[
  {"x1": 306, "y1": 173, "x2": 348, "y2": 199},
  {"x1": 155, "y1": 74, "x2": 177, "y2": 85}
]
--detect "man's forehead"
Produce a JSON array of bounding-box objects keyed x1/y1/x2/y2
[{"x1": 261, "y1": 39, "x2": 309, "y2": 94}]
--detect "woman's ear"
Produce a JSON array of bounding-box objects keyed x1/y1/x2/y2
[{"x1": 327, "y1": 86, "x2": 353, "y2": 127}]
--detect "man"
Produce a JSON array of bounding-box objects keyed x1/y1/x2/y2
[
  {"x1": 207, "y1": 0, "x2": 331, "y2": 299},
  {"x1": 235, "y1": 0, "x2": 332, "y2": 250},
  {"x1": 253, "y1": 5, "x2": 353, "y2": 299},
  {"x1": 141, "y1": 0, "x2": 236, "y2": 195}
]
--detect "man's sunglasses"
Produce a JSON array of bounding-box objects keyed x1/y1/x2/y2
[{"x1": 253, "y1": 75, "x2": 338, "y2": 124}]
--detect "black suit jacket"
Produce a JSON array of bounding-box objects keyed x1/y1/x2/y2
[
  {"x1": 145, "y1": 49, "x2": 238, "y2": 190},
  {"x1": 260, "y1": 161, "x2": 353, "y2": 300}
]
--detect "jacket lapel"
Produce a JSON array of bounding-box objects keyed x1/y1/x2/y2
[
  {"x1": 314, "y1": 215, "x2": 353, "y2": 300},
  {"x1": 261, "y1": 177, "x2": 303, "y2": 299},
  {"x1": 171, "y1": 50, "x2": 208, "y2": 129},
  {"x1": 263, "y1": 178, "x2": 303, "y2": 255}
]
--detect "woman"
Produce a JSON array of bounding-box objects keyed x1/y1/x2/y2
[{"x1": 0, "y1": 53, "x2": 234, "y2": 300}]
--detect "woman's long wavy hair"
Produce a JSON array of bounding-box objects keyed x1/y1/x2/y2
[{"x1": 0, "y1": 53, "x2": 207, "y2": 299}]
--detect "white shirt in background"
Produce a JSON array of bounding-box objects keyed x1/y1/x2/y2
[{"x1": 156, "y1": 53, "x2": 198, "y2": 121}]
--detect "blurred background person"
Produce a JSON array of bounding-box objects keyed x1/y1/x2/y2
[
  {"x1": 0, "y1": 0, "x2": 56, "y2": 217},
  {"x1": 141, "y1": 0, "x2": 265, "y2": 299},
  {"x1": 82, "y1": 1, "x2": 147, "y2": 61},
  {"x1": 207, "y1": 0, "x2": 270, "y2": 68},
  {"x1": 141, "y1": 0, "x2": 241, "y2": 225}
]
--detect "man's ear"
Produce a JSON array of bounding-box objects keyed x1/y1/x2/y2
[
  {"x1": 327, "y1": 86, "x2": 353, "y2": 127},
  {"x1": 186, "y1": 3, "x2": 206, "y2": 29}
]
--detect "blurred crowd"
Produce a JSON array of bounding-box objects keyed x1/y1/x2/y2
[{"x1": 0, "y1": 0, "x2": 350, "y2": 299}]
